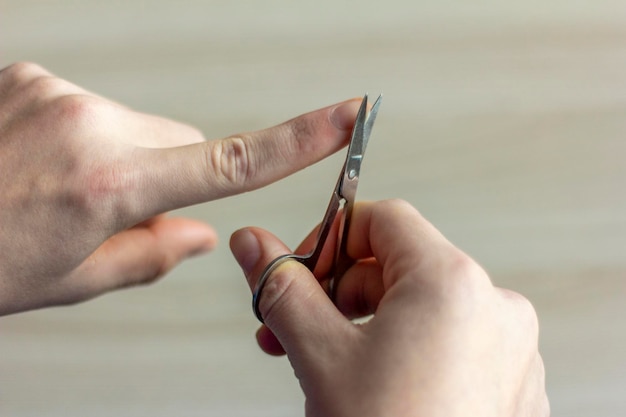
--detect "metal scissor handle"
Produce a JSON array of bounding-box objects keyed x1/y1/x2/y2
[{"x1": 252, "y1": 94, "x2": 382, "y2": 323}]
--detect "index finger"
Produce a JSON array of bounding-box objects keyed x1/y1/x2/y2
[
  {"x1": 124, "y1": 99, "x2": 363, "y2": 225},
  {"x1": 299, "y1": 199, "x2": 489, "y2": 301}
]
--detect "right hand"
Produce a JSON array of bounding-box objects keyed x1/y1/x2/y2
[{"x1": 230, "y1": 199, "x2": 549, "y2": 417}]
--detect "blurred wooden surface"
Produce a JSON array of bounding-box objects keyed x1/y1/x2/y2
[{"x1": 1, "y1": 1, "x2": 625, "y2": 416}]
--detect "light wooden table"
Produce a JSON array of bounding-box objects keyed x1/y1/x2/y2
[{"x1": 2, "y1": 1, "x2": 625, "y2": 416}]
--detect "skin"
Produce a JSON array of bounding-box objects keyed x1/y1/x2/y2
[
  {"x1": 230, "y1": 199, "x2": 550, "y2": 417},
  {"x1": 0, "y1": 61, "x2": 362, "y2": 315},
  {"x1": 1, "y1": 62, "x2": 548, "y2": 416}
]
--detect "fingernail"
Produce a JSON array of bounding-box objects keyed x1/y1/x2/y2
[
  {"x1": 330, "y1": 99, "x2": 361, "y2": 130},
  {"x1": 231, "y1": 229, "x2": 260, "y2": 277}
]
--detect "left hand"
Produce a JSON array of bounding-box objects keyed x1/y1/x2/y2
[{"x1": 0, "y1": 62, "x2": 361, "y2": 315}]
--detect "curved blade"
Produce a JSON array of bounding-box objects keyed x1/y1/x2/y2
[{"x1": 344, "y1": 94, "x2": 382, "y2": 182}]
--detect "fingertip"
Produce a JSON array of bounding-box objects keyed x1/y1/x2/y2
[
  {"x1": 70, "y1": 217, "x2": 218, "y2": 297},
  {"x1": 166, "y1": 219, "x2": 219, "y2": 257},
  {"x1": 139, "y1": 216, "x2": 219, "y2": 259},
  {"x1": 329, "y1": 98, "x2": 363, "y2": 130},
  {"x1": 230, "y1": 228, "x2": 261, "y2": 279},
  {"x1": 256, "y1": 325, "x2": 287, "y2": 356}
]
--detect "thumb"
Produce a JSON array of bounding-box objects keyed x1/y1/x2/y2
[
  {"x1": 128, "y1": 98, "x2": 362, "y2": 222},
  {"x1": 230, "y1": 228, "x2": 352, "y2": 355}
]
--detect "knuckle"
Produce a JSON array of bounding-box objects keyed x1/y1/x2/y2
[
  {"x1": 373, "y1": 199, "x2": 423, "y2": 230},
  {"x1": 27, "y1": 75, "x2": 69, "y2": 98},
  {"x1": 497, "y1": 288, "x2": 541, "y2": 352},
  {"x1": 1, "y1": 61, "x2": 49, "y2": 84},
  {"x1": 377, "y1": 198, "x2": 417, "y2": 216},
  {"x1": 133, "y1": 260, "x2": 168, "y2": 287},
  {"x1": 207, "y1": 136, "x2": 255, "y2": 191},
  {"x1": 47, "y1": 97, "x2": 102, "y2": 172},
  {"x1": 518, "y1": 296, "x2": 540, "y2": 341},
  {"x1": 501, "y1": 288, "x2": 540, "y2": 339},
  {"x1": 447, "y1": 251, "x2": 487, "y2": 283},
  {"x1": 437, "y1": 251, "x2": 491, "y2": 305},
  {"x1": 46, "y1": 96, "x2": 132, "y2": 226},
  {"x1": 52, "y1": 94, "x2": 103, "y2": 129},
  {"x1": 1, "y1": 63, "x2": 86, "y2": 107},
  {"x1": 83, "y1": 162, "x2": 135, "y2": 225},
  {"x1": 1, "y1": 63, "x2": 56, "y2": 105},
  {"x1": 258, "y1": 263, "x2": 298, "y2": 324},
  {"x1": 286, "y1": 115, "x2": 318, "y2": 154}
]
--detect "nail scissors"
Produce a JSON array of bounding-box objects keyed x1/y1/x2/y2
[{"x1": 252, "y1": 94, "x2": 382, "y2": 323}]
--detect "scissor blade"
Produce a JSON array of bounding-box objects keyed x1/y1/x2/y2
[
  {"x1": 362, "y1": 94, "x2": 382, "y2": 154},
  {"x1": 343, "y1": 94, "x2": 381, "y2": 180},
  {"x1": 346, "y1": 94, "x2": 369, "y2": 159}
]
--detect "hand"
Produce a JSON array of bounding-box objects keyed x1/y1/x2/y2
[
  {"x1": 0, "y1": 62, "x2": 361, "y2": 315},
  {"x1": 230, "y1": 199, "x2": 549, "y2": 417}
]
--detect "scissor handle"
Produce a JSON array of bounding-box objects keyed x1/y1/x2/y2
[{"x1": 251, "y1": 191, "x2": 341, "y2": 323}]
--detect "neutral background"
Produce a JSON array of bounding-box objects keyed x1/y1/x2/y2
[{"x1": 1, "y1": 1, "x2": 625, "y2": 416}]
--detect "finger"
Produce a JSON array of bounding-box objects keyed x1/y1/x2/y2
[
  {"x1": 332, "y1": 259, "x2": 385, "y2": 319},
  {"x1": 0, "y1": 61, "x2": 54, "y2": 86},
  {"x1": 291, "y1": 200, "x2": 452, "y2": 285},
  {"x1": 230, "y1": 227, "x2": 355, "y2": 355},
  {"x1": 256, "y1": 325, "x2": 287, "y2": 356},
  {"x1": 127, "y1": 98, "x2": 363, "y2": 222},
  {"x1": 344, "y1": 200, "x2": 478, "y2": 289},
  {"x1": 0, "y1": 62, "x2": 86, "y2": 116},
  {"x1": 60, "y1": 217, "x2": 217, "y2": 302},
  {"x1": 277, "y1": 220, "x2": 385, "y2": 319},
  {"x1": 295, "y1": 199, "x2": 490, "y2": 309},
  {"x1": 288, "y1": 201, "x2": 438, "y2": 317}
]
